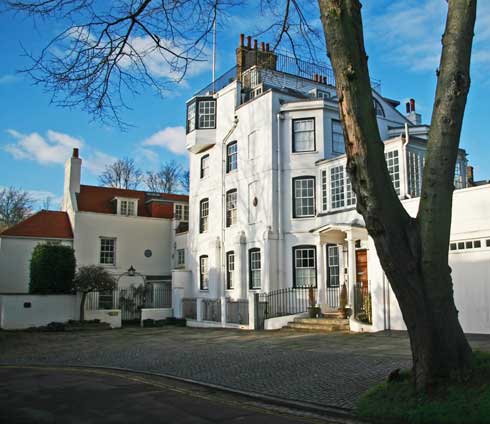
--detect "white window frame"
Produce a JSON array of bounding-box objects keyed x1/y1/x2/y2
[
  {"x1": 119, "y1": 199, "x2": 137, "y2": 216},
  {"x1": 174, "y1": 204, "x2": 183, "y2": 220},
  {"x1": 330, "y1": 165, "x2": 345, "y2": 210},
  {"x1": 385, "y1": 150, "x2": 401, "y2": 195},
  {"x1": 327, "y1": 245, "x2": 340, "y2": 288},
  {"x1": 198, "y1": 100, "x2": 216, "y2": 129},
  {"x1": 183, "y1": 205, "x2": 189, "y2": 221},
  {"x1": 99, "y1": 237, "x2": 116, "y2": 266},
  {"x1": 226, "y1": 141, "x2": 238, "y2": 173},
  {"x1": 321, "y1": 170, "x2": 328, "y2": 212},
  {"x1": 200, "y1": 154, "x2": 210, "y2": 178}
]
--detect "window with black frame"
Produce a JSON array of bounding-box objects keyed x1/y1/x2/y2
[
  {"x1": 200, "y1": 154, "x2": 209, "y2": 178},
  {"x1": 199, "y1": 198, "x2": 209, "y2": 233},
  {"x1": 186, "y1": 97, "x2": 216, "y2": 133},
  {"x1": 226, "y1": 189, "x2": 237, "y2": 227},
  {"x1": 226, "y1": 251, "x2": 235, "y2": 290},
  {"x1": 249, "y1": 248, "x2": 261, "y2": 289},
  {"x1": 292, "y1": 176, "x2": 316, "y2": 218},
  {"x1": 226, "y1": 141, "x2": 238, "y2": 172},
  {"x1": 292, "y1": 118, "x2": 315, "y2": 152},
  {"x1": 199, "y1": 255, "x2": 209, "y2": 290},
  {"x1": 293, "y1": 246, "x2": 317, "y2": 288}
]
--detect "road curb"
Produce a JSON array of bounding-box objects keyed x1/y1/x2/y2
[{"x1": 0, "y1": 362, "x2": 369, "y2": 424}]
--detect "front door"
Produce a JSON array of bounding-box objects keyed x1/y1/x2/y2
[{"x1": 355, "y1": 249, "x2": 368, "y2": 290}]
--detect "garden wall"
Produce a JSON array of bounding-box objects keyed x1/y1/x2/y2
[{"x1": 0, "y1": 294, "x2": 79, "y2": 330}]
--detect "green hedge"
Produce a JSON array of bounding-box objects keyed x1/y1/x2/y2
[{"x1": 29, "y1": 244, "x2": 76, "y2": 294}]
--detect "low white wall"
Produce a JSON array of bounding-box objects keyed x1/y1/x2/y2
[
  {"x1": 264, "y1": 312, "x2": 308, "y2": 330},
  {"x1": 84, "y1": 309, "x2": 121, "y2": 329},
  {"x1": 186, "y1": 319, "x2": 245, "y2": 329},
  {"x1": 0, "y1": 294, "x2": 78, "y2": 330},
  {"x1": 141, "y1": 308, "x2": 173, "y2": 324}
]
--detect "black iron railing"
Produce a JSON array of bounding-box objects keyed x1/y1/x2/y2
[
  {"x1": 183, "y1": 298, "x2": 197, "y2": 320},
  {"x1": 226, "y1": 299, "x2": 249, "y2": 325},
  {"x1": 262, "y1": 286, "x2": 317, "y2": 320},
  {"x1": 193, "y1": 66, "x2": 237, "y2": 97},
  {"x1": 354, "y1": 283, "x2": 372, "y2": 324},
  {"x1": 326, "y1": 286, "x2": 340, "y2": 309}
]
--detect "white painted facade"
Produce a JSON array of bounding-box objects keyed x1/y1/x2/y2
[
  {"x1": 184, "y1": 43, "x2": 489, "y2": 333},
  {"x1": 0, "y1": 237, "x2": 73, "y2": 293}
]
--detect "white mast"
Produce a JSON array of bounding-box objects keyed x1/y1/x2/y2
[{"x1": 212, "y1": 13, "x2": 217, "y2": 93}]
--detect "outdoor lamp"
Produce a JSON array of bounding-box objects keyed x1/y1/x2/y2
[{"x1": 128, "y1": 265, "x2": 136, "y2": 276}]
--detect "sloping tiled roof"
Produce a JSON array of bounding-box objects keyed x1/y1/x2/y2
[
  {"x1": 76, "y1": 185, "x2": 188, "y2": 218},
  {"x1": 0, "y1": 210, "x2": 73, "y2": 239}
]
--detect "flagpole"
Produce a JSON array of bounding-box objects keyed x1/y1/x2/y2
[{"x1": 212, "y1": 14, "x2": 217, "y2": 93}]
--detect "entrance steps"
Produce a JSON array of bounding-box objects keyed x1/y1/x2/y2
[{"x1": 284, "y1": 315, "x2": 350, "y2": 333}]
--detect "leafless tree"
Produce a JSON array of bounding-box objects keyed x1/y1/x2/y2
[
  {"x1": 0, "y1": 187, "x2": 34, "y2": 228},
  {"x1": 99, "y1": 157, "x2": 143, "y2": 189},
  {"x1": 179, "y1": 169, "x2": 190, "y2": 193},
  {"x1": 6, "y1": 0, "x2": 479, "y2": 391},
  {"x1": 42, "y1": 196, "x2": 52, "y2": 210},
  {"x1": 146, "y1": 160, "x2": 182, "y2": 193}
]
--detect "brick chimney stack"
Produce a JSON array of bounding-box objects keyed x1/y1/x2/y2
[
  {"x1": 405, "y1": 98, "x2": 422, "y2": 125},
  {"x1": 236, "y1": 34, "x2": 277, "y2": 82}
]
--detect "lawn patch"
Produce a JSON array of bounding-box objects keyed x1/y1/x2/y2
[{"x1": 357, "y1": 352, "x2": 490, "y2": 424}]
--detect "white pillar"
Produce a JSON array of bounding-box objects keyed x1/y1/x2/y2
[
  {"x1": 248, "y1": 292, "x2": 256, "y2": 330},
  {"x1": 221, "y1": 296, "x2": 227, "y2": 327},
  {"x1": 196, "y1": 298, "x2": 203, "y2": 322},
  {"x1": 346, "y1": 232, "x2": 357, "y2": 309},
  {"x1": 238, "y1": 232, "x2": 247, "y2": 300},
  {"x1": 316, "y1": 236, "x2": 325, "y2": 308},
  {"x1": 172, "y1": 287, "x2": 184, "y2": 318}
]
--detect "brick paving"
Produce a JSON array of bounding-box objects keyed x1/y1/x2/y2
[{"x1": 1, "y1": 327, "x2": 489, "y2": 409}]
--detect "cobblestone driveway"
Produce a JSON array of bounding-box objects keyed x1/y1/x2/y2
[{"x1": 1, "y1": 327, "x2": 489, "y2": 409}]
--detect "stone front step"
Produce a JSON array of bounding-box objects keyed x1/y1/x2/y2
[{"x1": 284, "y1": 317, "x2": 350, "y2": 333}]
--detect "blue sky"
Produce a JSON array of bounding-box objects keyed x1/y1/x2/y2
[{"x1": 0, "y1": 0, "x2": 489, "y2": 209}]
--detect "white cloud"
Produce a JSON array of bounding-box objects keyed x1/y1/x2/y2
[
  {"x1": 0, "y1": 74, "x2": 18, "y2": 85},
  {"x1": 3, "y1": 129, "x2": 115, "y2": 175},
  {"x1": 142, "y1": 126, "x2": 187, "y2": 155},
  {"x1": 364, "y1": 0, "x2": 490, "y2": 72}
]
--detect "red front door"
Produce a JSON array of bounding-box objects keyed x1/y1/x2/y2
[{"x1": 355, "y1": 249, "x2": 368, "y2": 290}]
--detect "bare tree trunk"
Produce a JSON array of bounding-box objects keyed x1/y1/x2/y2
[
  {"x1": 318, "y1": 0, "x2": 476, "y2": 391},
  {"x1": 79, "y1": 292, "x2": 87, "y2": 322}
]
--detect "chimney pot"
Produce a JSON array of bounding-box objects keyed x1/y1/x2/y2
[
  {"x1": 253, "y1": 39, "x2": 258, "y2": 50},
  {"x1": 239, "y1": 34, "x2": 244, "y2": 47},
  {"x1": 406, "y1": 102, "x2": 410, "y2": 114},
  {"x1": 261, "y1": 41, "x2": 265, "y2": 51},
  {"x1": 266, "y1": 43, "x2": 270, "y2": 52},
  {"x1": 467, "y1": 165, "x2": 474, "y2": 185},
  {"x1": 73, "y1": 148, "x2": 79, "y2": 158},
  {"x1": 247, "y1": 35, "x2": 251, "y2": 48},
  {"x1": 410, "y1": 98, "x2": 416, "y2": 112},
  {"x1": 323, "y1": 76, "x2": 327, "y2": 84},
  {"x1": 314, "y1": 73, "x2": 318, "y2": 82}
]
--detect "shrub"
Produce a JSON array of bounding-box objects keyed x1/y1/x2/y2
[{"x1": 29, "y1": 244, "x2": 76, "y2": 294}]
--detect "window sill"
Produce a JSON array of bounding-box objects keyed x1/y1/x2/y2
[
  {"x1": 292, "y1": 216, "x2": 316, "y2": 220},
  {"x1": 292, "y1": 150, "x2": 318, "y2": 155},
  {"x1": 226, "y1": 169, "x2": 238, "y2": 175}
]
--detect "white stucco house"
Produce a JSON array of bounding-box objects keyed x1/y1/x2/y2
[
  {"x1": 0, "y1": 148, "x2": 189, "y2": 298},
  {"x1": 182, "y1": 34, "x2": 490, "y2": 334}
]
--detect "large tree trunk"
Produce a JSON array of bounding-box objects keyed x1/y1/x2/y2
[{"x1": 318, "y1": 0, "x2": 476, "y2": 391}]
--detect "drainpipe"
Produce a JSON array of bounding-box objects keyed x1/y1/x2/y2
[
  {"x1": 221, "y1": 116, "x2": 239, "y2": 297},
  {"x1": 276, "y1": 112, "x2": 284, "y2": 286},
  {"x1": 403, "y1": 123, "x2": 410, "y2": 198}
]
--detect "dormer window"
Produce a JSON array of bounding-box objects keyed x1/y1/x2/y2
[
  {"x1": 174, "y1": 204, "x2": 189, "y2": 221},
  {"x1": 117, "y1": 198, "x2": 137, "y2": 216}
]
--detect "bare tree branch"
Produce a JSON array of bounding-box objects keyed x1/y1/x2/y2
[{"x1": 99, "y1": 157, "x2": 143, "y2": 189}]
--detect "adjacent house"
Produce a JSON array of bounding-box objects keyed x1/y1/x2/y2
[
  {"x1": 0, "y1": 148, "x2": 189, "y2": 298},
  {"x1": 182, "y1": 34, "x2": 490, "y2": 333}
]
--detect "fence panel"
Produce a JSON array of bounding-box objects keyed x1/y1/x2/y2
[
  {"x1": 264, "y1": 287, "x2": 315, "y2": 320},
  {"x1": 326, "y1": 287, "x2": 340, "y2": 309},
  {"x1": 226, "y1": 299, "x2": 249, "y2": 325},
  {"x1": 202, "y1": 299, "x2": 221, "y2": 322},
  {"x1": 183, "y1": 298, "x2": 197, "y2": 320}
]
